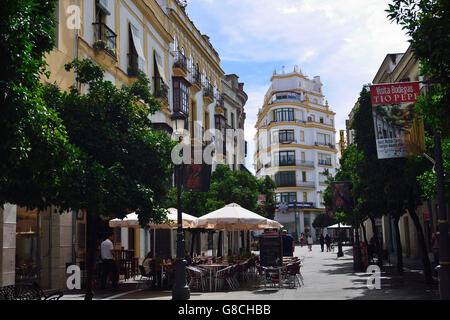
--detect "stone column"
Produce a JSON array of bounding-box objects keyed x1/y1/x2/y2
[{"x1": 0, "y1": 204, "x2": 17, "y2": 286}]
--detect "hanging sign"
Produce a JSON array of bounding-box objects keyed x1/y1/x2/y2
[{"x1": 369, "y1": 81, "x2": 425, "y2": 159}]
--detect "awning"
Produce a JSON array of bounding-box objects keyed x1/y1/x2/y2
[
  {"x1": 154, "y1": 50, "x2": 167, "y2": 85},
  {"x1": 130, "y1": 24, "x2": 145, "y2": 72}
]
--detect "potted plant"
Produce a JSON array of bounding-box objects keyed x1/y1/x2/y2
[{"x1": 93, "y1": 40, "x2": 106, "y2": 51}]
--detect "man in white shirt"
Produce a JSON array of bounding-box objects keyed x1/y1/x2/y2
[{"x1": 100, "y1": 232, "x2": 118, "y2": 289}]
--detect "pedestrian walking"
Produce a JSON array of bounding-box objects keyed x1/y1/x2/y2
[
  {"x1": 282, "y1": 229, "x2": 295, "y2": 257},
  {"x1": 300, "y1": 233, "x2": 304, "y2": 248},
  {"x1": 431, "y1": 226, "x2": 440, "y2": 268},
  {"x1": 319, "y1": 234, "x2": 325, "y2": 252},
  {"x1": 100, "y1": 232, "x2": 119, "y2": 289},
  {"x1": 325, "y1": 234, "x2": 331, "y2": 252},
  {"x1": 307, "y1": 234, "x2": 313, "y2": 251}
]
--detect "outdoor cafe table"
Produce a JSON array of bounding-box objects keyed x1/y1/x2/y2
[
  {"x1": 197, "y1": 263, "x2": 230, "y2": 291},
  {"x1": 156, "y1": 261, "x2": 173, "y2": 289}
]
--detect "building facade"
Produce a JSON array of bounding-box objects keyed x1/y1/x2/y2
[
  {"x1": 0, "y1": 0, "x2": 247, "y2": 289},
  {"x1": 254, "y1": 67, "x2": 337, "y2": 241}
]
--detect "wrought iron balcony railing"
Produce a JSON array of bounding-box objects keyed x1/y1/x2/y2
[
  {"x1": 173, "y1": 51, "x2": 187, "y2": 74},
  {"x1": 216, "y1": 93, "x2": 224, "y2": 109},
  {"x1": 318, "y1": 159, "x2": 332, "y2": 166},
  {"x1": 315, "y1": 142, "x2": 336, "y2": 149},
  {"x1": 268, "y1": 91, "x2": 304, "y2": 105},
  {"x1": 93, "y1": 22, "x2": 117, "y2": 58},
  {"x1": 203, "y1": 82, "x2": 214, "y2": 100},
  {"x1": 189, "y1": 67, "x2": 202, "y2": 87}
]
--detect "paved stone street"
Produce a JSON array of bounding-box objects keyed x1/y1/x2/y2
[{"x1": 61, "y1": 244, "x2": 439, "y2": 300}]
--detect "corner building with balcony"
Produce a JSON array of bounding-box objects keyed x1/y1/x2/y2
[{"x1": 254, "y1": 67, "x2": 337, "y2": 241}]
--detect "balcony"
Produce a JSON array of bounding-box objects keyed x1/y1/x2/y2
[
  {"x1": 93, "y1": 22, "x2": 117, "y2": 58},
  {"x1": 153, "y1": 76, "x2": 169, "y2": 102},
  {"x1": 189, "y1": 67, "x2": 202, "y2": 93},
  {"x1": 173, "y1": 51, "x2": 187, "y2": 77},
  {"x1": 203, "y1": 82, "x2": 214, "y2": 105},
  {"x1": 216, "y1": 93, "x2": 224, "y2": 109},
  {"x1": 275, "y1": 160, "x2": 315, "y2": 168},
  {"x1": 315, "y1": 142, "x2": 336, "y2": 149},
  {"x1": 318, "y1": 159, "x2": 332, "y2": 166},
  {"x1": 276, "y1": 179, "x2": 315, "y2": 188},
  {"x1": 269, "y1": 119, "x2": 305, "y2": 125},
  {"x1": 268, "y1": 91, "x2": 304, "y2": 105}
]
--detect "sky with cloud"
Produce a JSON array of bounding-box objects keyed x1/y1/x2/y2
[{"x1": 184, "y1": 0, "x2": 411, "y2": 173}]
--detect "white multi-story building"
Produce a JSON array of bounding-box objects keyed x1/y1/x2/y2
[{"x1": 254, "y1": 67, "x2": 337, "y2": 240}]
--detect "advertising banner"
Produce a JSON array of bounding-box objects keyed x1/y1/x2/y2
[
  {"x1": 331, "y1": 181, "x2": 353, "y2": 211},
  {"x1": 183, "y1": 164, "x2": 212, "y2": 192},
  {"x1": 369, "y1": 82, "x2": 425, "y2": 159}
]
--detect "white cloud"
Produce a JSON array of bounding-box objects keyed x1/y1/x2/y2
[{"x1": 187, "y1": 0, "x2": 410, "y2": 168}]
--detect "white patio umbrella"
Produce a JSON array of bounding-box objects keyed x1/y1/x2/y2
[
  {"x1": 196, "y1": 203, "x2": 283, "y2": 254},
  {"x1": 197, "y1": 203, "x2": 282, "y2": 231},
  {"x1": 109, "y1": 209, "x2": 198, "y2": 258},
  {"x1": 108, "y1": 208, "x2": 198, "y2": 229}
]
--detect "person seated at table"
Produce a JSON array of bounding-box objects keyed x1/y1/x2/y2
[
  {"x1": 184, "y1": 250, "x2": 192, "y2": 266},
  {"x1": 142, "y1": 251, "x2": 154, "y2": 275}
]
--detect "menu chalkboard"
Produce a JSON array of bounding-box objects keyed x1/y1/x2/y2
[{"x1": 259, "y1": 235, "x2": 282, "y2": 267}]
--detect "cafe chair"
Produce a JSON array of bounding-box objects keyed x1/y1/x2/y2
[
  {"x1": 137, "y1": 266, "x2": 154, "y2": 289},
  {"x1": 282, "y1": 262, "x2": 303, "y2": 288},
  {"x1": 186, "y1": 266, "x2": 207, "y2": 292},
  {"x1": 215, "y1": 266, "x2": 237, "y2": 291}
]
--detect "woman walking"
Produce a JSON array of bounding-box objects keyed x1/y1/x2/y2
[
  {"x1": 307, "y1": 234, "x2": 313, "y2": 251},
  {"x1": 300, "y1": 233, "x2": 304, "y2": 248}
]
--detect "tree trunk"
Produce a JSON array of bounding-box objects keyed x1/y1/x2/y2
[
  {"x1": 361, "y1": 222, "x2": 368, "y2": 244},
  {"x1": 84, "y1": 212, "x2": 98, "y2": 301},
  {"x1": 408, "y1": 201, "x2": 433, "y2": 285},
  {"x1": 393, "y1": 216, "x2": 403, "y2": 273},
  {"x1": 369, "y1": 216, "x2": 383, "y2": 269}
]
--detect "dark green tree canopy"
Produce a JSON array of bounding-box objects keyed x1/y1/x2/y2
[
  {"x1": 43, "y1": 59, "x2": 176, "y2": 227},
  {"x1": 0, "y1": 0, "x2": 76, "y2": 210}
]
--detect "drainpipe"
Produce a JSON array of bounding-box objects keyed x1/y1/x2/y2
[{"x1": 75, "y1": 0, "x2": 79, "y2": 90}]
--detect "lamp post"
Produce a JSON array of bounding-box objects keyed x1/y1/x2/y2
[
  {"x1": 337, "y1": 222, "x2": 344, "y2": 258},
  {"x1": 171, "y1": 113, "x2": 190, "y2": 300}
]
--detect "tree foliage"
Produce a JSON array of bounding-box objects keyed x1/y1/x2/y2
[
  {"x1": 387, "y1": 0, "x2": 450, "y2": 133},
  {"x1": 0, "y1": 0, "x2": 76, "y2": 210},
  {"x1": 312, "y1": 213, "x2": 336, "y2": 229},
  {"x1": 43, "y1": 59, "x2": 176, "y2": 226}
]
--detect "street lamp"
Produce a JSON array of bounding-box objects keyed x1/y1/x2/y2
[
  {"x1": 337, "y1": 221, "x2": 344, "y2": 258},
  {"x1": 171, "y1": 112, "x2": 190, "y2": 301}
]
